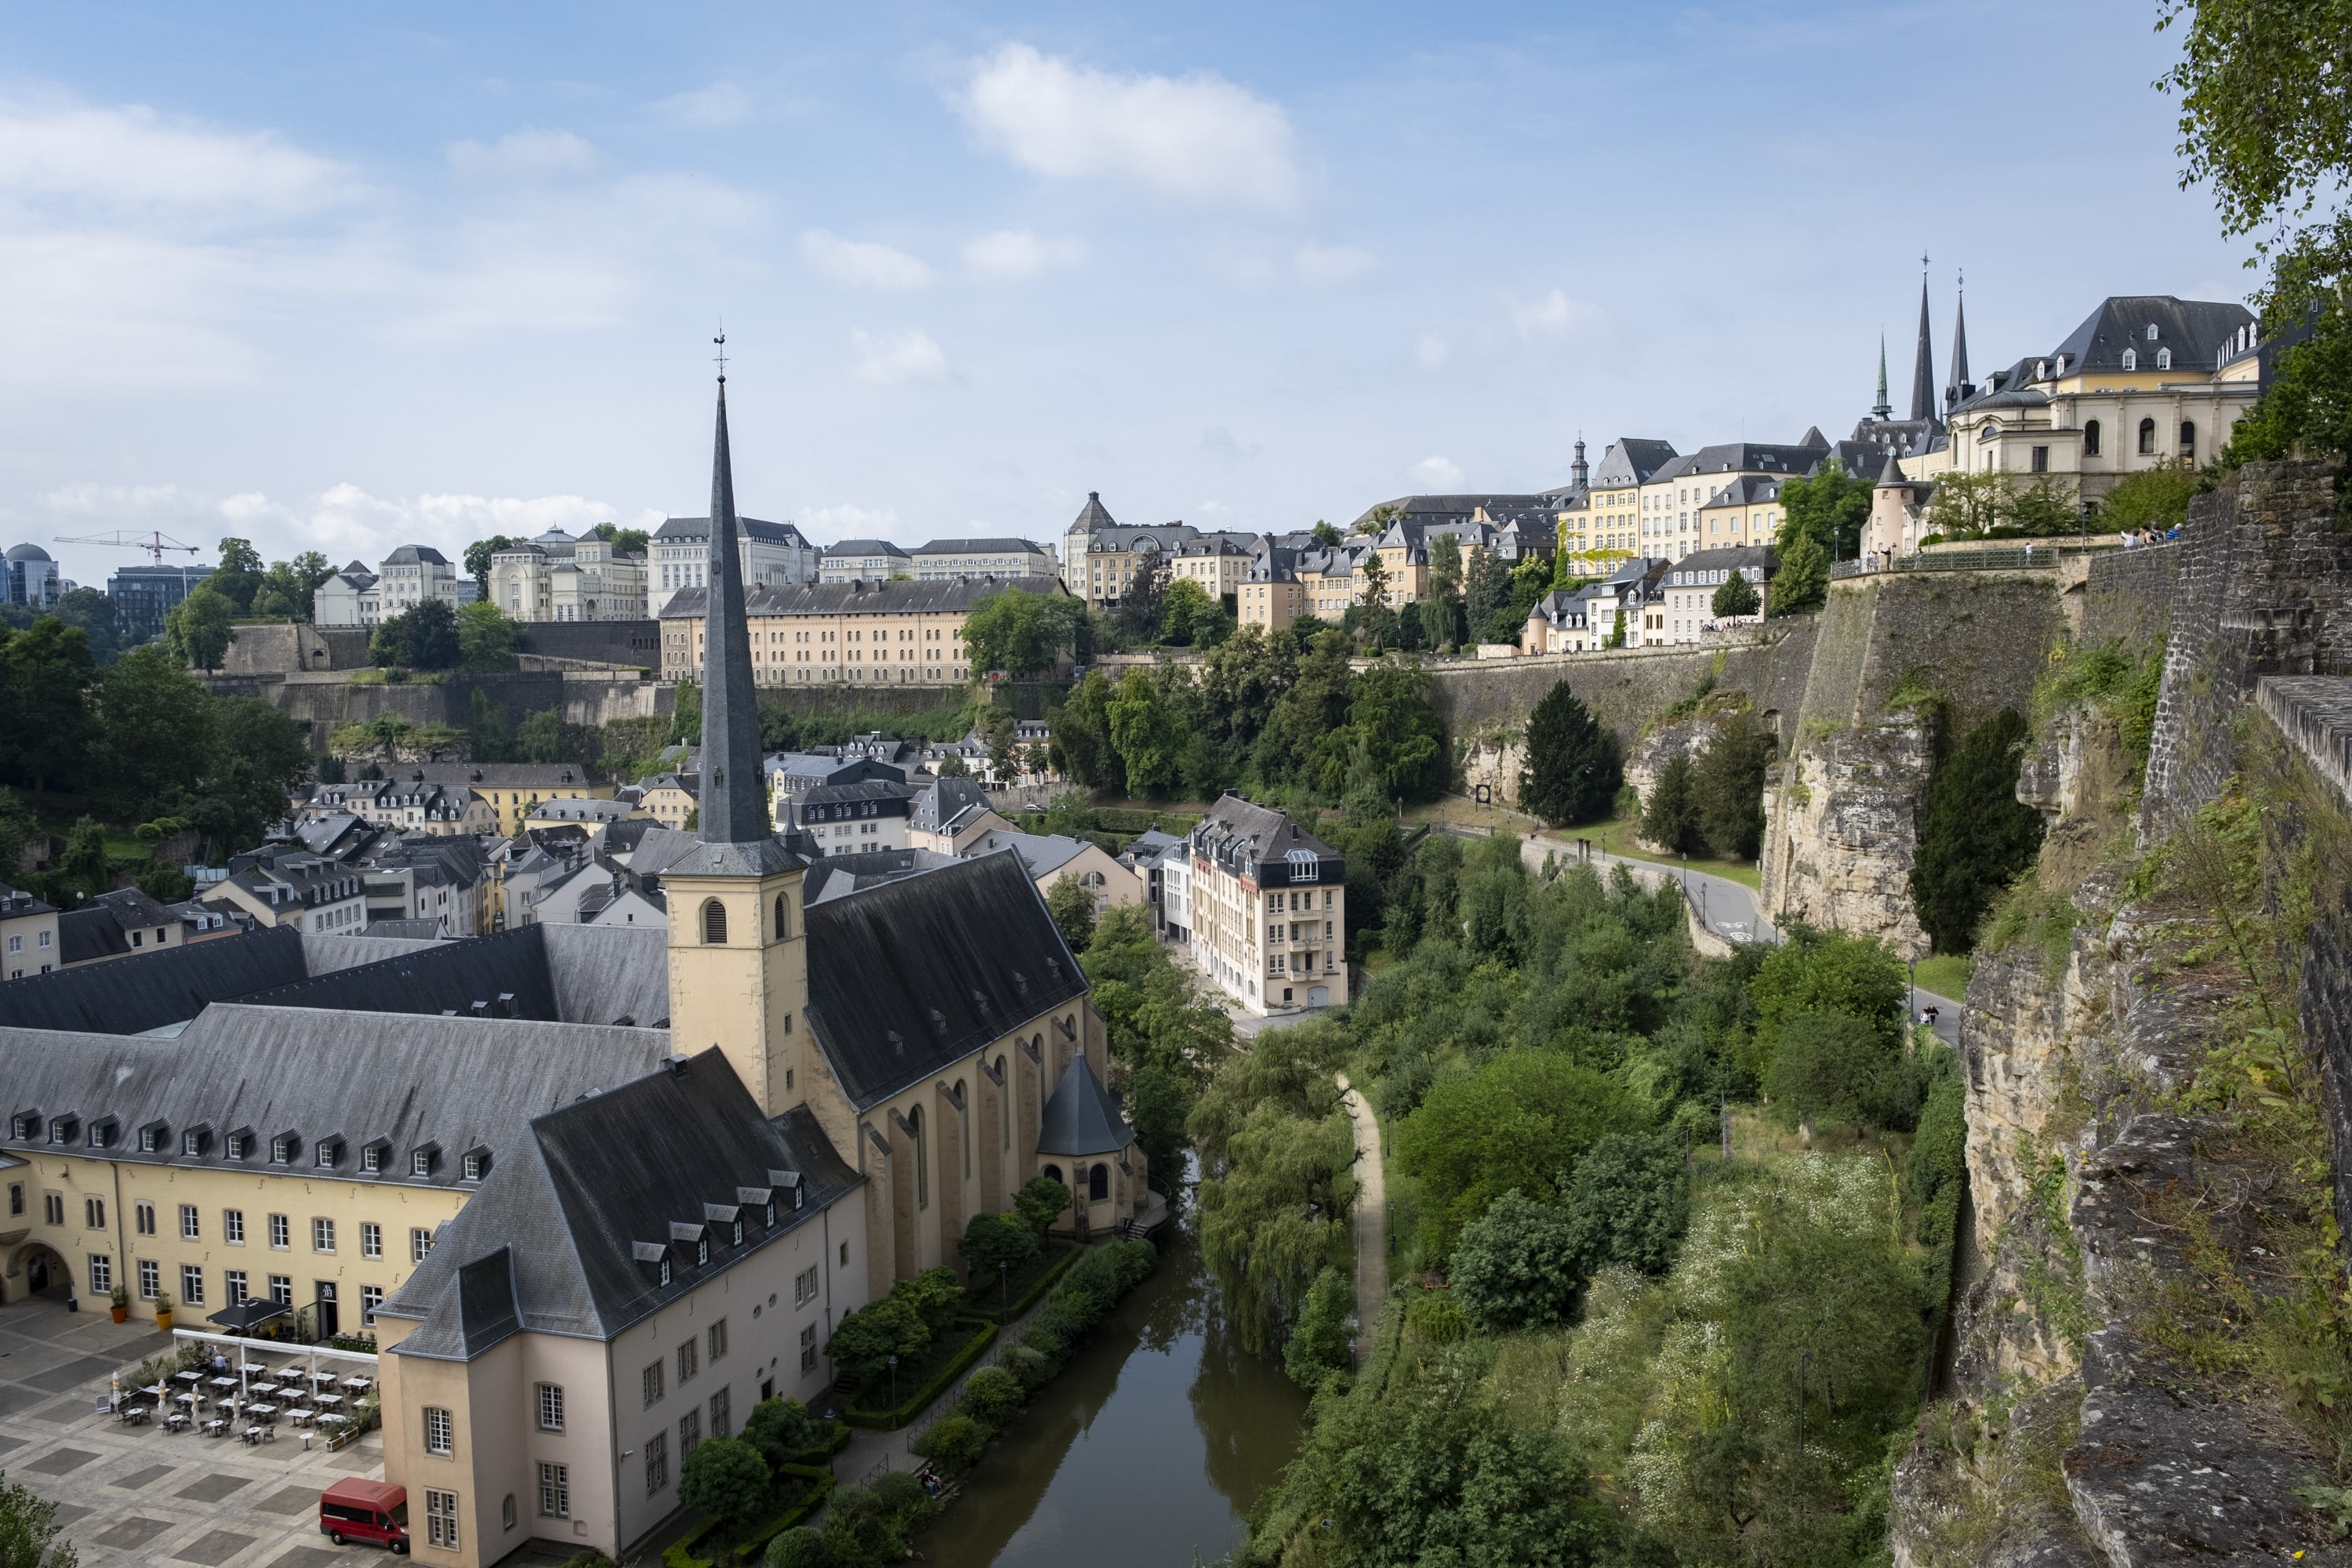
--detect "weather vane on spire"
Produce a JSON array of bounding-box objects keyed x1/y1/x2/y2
[
  {"x1": 1921, "y1": 250, "x2": 1929, "y2": 273},
  {"x1": 713, "y1": 325, "x2": 728, "y2": 382}
]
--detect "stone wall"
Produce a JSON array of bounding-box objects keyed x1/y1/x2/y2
[
  {"x1": 221, "y1": 622, "x2": 372, "y2": 675},
  {"x1": 209, "y1": 669, "x2": 670, "y2": 750},
  {"x1": 2078, "y1": 540, "x2": 2182, "y2": 651}
]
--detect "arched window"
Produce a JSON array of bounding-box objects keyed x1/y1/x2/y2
[
  {"x1": 2083, "y1": 419, "x2": 2101, "y2": 456},
  {"x1": 1088, "y1": 1163, "x2": 1109, "y2": 1202},
  {"x1": 701, "y1": 899, "x2": 727, "y2": 945},
  {"x1": 773, "y1": 895, "x2": 790, "y2": 942},
  {"x1": 2138, "y1": 418, "x2": 2158, "y2": 455},
  {"x1": 2180, "y1": 420, "x2": 2197, "y2": 457},
  {"x1": 909, "y1": 1105, "x2": 927, "y2": 1210},
  {"x1": 956, "y1": 1080, "x2": 971, "y2": 1178},
  {"x1": 2122, "y1": 348, "x2": 2138, "y2": 371},
  {"x1": 1043, "y1": 1163, "x2": 1063, "y2": 1188},
  {"x1": 996, "y1": 1057, "x2": 1009, "y2": 1149},
  {"x1": 2157, "y1": 347, "x2": 2172, "y2": 370}
]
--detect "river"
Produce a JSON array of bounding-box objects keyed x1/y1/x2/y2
[{"x1": 918, "y1": 1227, "x2": 1308, "y2": 1568}]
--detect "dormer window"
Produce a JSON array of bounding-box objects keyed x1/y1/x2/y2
[
  {"x1": 696, "y1": 1236, "x2": 710, "y2": 1265},
  {"x1": 731, "y1": 1218, "x2": 745, "y2": 1247},
  {"x1": 660, "y1": 1256, "x2": 673, "y2": 1286},
  {"x1": 183, "y1": 1125, "x2": 210, "y2": 1157},
  {"x1": 139, "y1": 1121, "x2": 167, "y2": 1153},
  {"x1": 228, "y1": 1128, "x2": 254, "y2": 1160},
  {"x1": 411, "y1": 1144, "x2": 439, "y2": 1178},
  {"x1": 9, "y1": 1111, "x2": 34, "y2": 1141},
  {"x1": 49, "y1": 1116, "x2": 75, "y2": 1145},
  {"x1": 764, "y1": 1200, "x2": 778, "y2": 1226},
  {"x1": 361, "y1": 1141, "x2": 387, "y2": 1174},
  {"x1": 89, "y1": 1118, "x2": 117, "y2": 1149},
  {"x1": 2157, "y1": 347, "x2": 2172, "y2": 370},
  {"x1": 2122, "y1": 348, "x2": 2137, "y2": 370},
  {"x1": 270, "y1": 1134, "x2": 298, "y2": 1165},
  {"x1": 315, "y1": 1138, "x2": 342, "y2": 1169},
  {"x1": 462, "y1": 1149, "x2": 489, "y2": 1181},
  {"x1": 2146, "y1": 323, "x2": 2160, "y2": 340}
]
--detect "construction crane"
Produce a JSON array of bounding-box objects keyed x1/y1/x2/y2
[{"x1": 53, "y1": 530, "x2": 202, "y2": 564}]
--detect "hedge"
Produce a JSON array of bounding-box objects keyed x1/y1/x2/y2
[
  {"x1": 659, "y1": 1470, "x2": 838, "y2": 1568},
  {"x1": 975, "y1": 1240, "x2": 1084, "y2": 1324},
  {"x1": 843, "y1": 1319, "x2": 998, "y2": 1429}
]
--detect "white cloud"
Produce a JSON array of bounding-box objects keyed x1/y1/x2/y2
[
  {"x1": 655, "y1": 82, "x2": 752, "y2": 129},
  {"x1": 0, "y1": 91, "x2": 354, "y2": 217},
  {"x1": 1505, "y1": 288, "x2": 1599, "y2": 339},
  {"x1": 445, "y1": 129, "x2": 598, "y2": 183},
  {"x1": 953, "y1": 43, "x2": 1299, "y2": 208},
  {"x1": 801, "y1": 503, "x2": 900, "y2": 535},
  {"x1": 1294, "y1": 244, "x2": 1374, "y2": 285},
  {"x1": 1416, "y1": 331, "x2": 1450, "y2": 369},
  {"x1": 961, "y1": 229, "x2": 1087, "y2": 279},
  {"x1": 1409, "y1": 456, "x2": 1465, "y2": 491},
  {"x1": 800, "y1": 229, "x2": 937, "y2": 291},
  {"x1": 215, "y1": 485, "x2": 655, "y2": 564},
  {"x1": 849, "y1": 328, "x2": 948, "y2": 384}
]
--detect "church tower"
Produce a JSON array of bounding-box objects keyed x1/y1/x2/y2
[
  {"x1": 664, "y1": 355, "x2": 810, "y2": 1116},
  {"x1": 1909, "y1": 260, "x2": 1936, "y2": 423}
]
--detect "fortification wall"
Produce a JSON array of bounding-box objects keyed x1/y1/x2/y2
[
  {"x1": 211, "y1": 669, "x2": 668, "y2": 750},
  {"x1": 2078, "y1": 541, "x2": 2182, "y2": 651}
]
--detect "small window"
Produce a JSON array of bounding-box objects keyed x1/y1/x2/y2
[
  {"x1": 2139, "y1": 417, "x2": 2158, "y2": 455},
  {"x1": 2157, "y1": 347, "x2": 2172, "y2": 370},
  {"x1": 2084, "y1": 419, "x2": 2102, "y2": 456},
  {"x1": 180, "y1": 1203, "x2": 200, "y2": 1240},
  {"x1": 677, "y1": 1337, "x2": 699, "y2": 1384},
  {"x1": 412, "y1": 1226, "x2": 434, "y2": 1262},
  {"x1": 701, "y1": 899, "x2": 728, "y2": 945},
  {"x1": 2181, "y1": 420, "x2": 2197, "y2": 457},
  {"x1": 463, "y1": 1152, "x2": 486, "y2": 1181},
  {"x1": 315, "y1": 1141, "x2": 339, "y2": 1169},
  {"x1": 643, "y1": 1360, "x2": 665, "y2": 1408},
  {"x1": 426, "y1": 1489, "x2": 459, "y2": 1549},
  {"x1": 695, "y1": 1235, "x2": 710, "y2": 1266},
  {"x1": 313, "y1": 1218, "x2": 336, "y2": 1253},
  {"x1": 774, "y1": 894, "x2": 790, "y2": 941},
  {"x1": 539, "y1": 1462, "x2": 570, "y2": 1519},
  {"x1": 223, "y1": 1208, "x2": 244, "y2": 1243},
  {"x1": 135, "y1": 1201, "x2": 154, "y2": 1236},
  {"x1": 537, "y1": 1384, "x2": 565, "y2": 1432},
  {"x1": 708, "y1": 1319, "x2": 728, "y2": 1363},
  {"x1": 361, "y1": 1221, "x2": 383, "y2": 1259},
  {"x1": 2122, "y1": 348, "x2": 2138, "y2": 371},
  {"x1": 659, "y1": 1254, "x2": 672, "y2": 1287},
  {"x1": 270, "y1": 1137, "x2": 293, "y2": 1165},
  {"x1": 361, "y1": 1144, "x2": 383, "y2": 1174},
  {"x1": 270, "y1": 1213, "x2": 290, "y2": 1249},
  {"x1": 2031, "y1": 445, "x2": 2049, "y2": 474},
  {"x1": 84, "y1": 1196, "x2": 104, "y2": 1229},
  {"x1": 226, "y1": 1132, "x2": 249, "y2": 1161},
  {"x1": 412, "y1": 1148, "x2": 434, "y2": 1177},
  {"x1": 425, "y1": 1406, "x2": 454, "y2": 1455}
]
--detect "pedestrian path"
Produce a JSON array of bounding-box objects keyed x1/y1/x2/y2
[{"x1": 1336, "y1": 1073, "x2": 1387, "y2": 1364}]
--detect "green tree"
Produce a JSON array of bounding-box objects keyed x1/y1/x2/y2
[
  {"x1": 742, "y1": 1397, "x2": 823, "y2": 1468},
  {"x1": 1346, "y1": 658, "x2": 1447, "y2": 801},
  {"x1": 1044, "y1": 873, "x2": 1097, "y2": 953},
  {"x1": 822, "y1": 1296, "x2": 930, "y2": 1386},
  {"x1": 2100, "y1": 463, "x2": 2201, "y2": 533},
  {"x1": 1639, "y1": 752, "x2": 1702, "y2": 854},
  {"x1": 253, "y1": 552, "x2": 333, "y2": 620},
  {"x1": 1711, "y1": 568, "x2": 1760, "y2": 619},
  {"x1": 456, "y1": 600, "x2": 518, "y2": 670},
  {"x1": 165, "y1": 586, "x2": 235, "y2": 670},
  {"x1": 463, "y1": 535, "x2": 518, "y2": 593},
  {"x1": 53, "y1": 818, "x2": 111, "y2": 901},
  {"x1": 1690, "y1": 710, "x2": 1773, "y2": 860},
  {"x1": 2005, "y1": 475, "x2": 2082, "y2": 535},
  {"x1": 1047, "y1": 671, "x2": 1122, "y2": 792},
  {"x1": 1105, "y1": 670, "x2": 1182, "y2": 793},
  {"x1": 209, "y1": 537, "x2": 265, "y2": 613},
  {"x1": 370, "y1": 600, "x2": 460, "y2": 670},
  {"x1": 1282, "y1": 1265, "x2": 1354, "y2": 1387},
  {"x1": 53, "y1": 586, "x2": 119, "y2": 664},
  {"x1": 1465, "y1": 545, "x2": 1512, "y2": 641},
  {"x1": 1428, "y1": 532, "x2": 1465, "y2": 645},
  {"x1": 0, "y1": 619, "x2": 96, "y2": 793},
  {"x1": 1355, "y1": 550, "x2": 1396, "y2": 647},
  {"x1": 1115, "y1": 553, "x2": 1170, "y2": 643},
  {"x1": 0, "y1": 1468, "x2": 80, "y2": 1568},
  {"x1": 765, "y1": 1527, "x2": 826, "y2": 1568},
  {"x1": 1014, "y1": 1176, "x2": 1073, "y2": 1235},
  {"x1": 517, "y1": 710, "x2": 567, "y2": 764},
  {"x1": 1777, "y1": 460, "x2": 1872, "y2": 560},
  {"x1": 201, "y1": 698, "x2": 313, "y2": 854},
  {"x1": 1394, "y1": 1048, "x2": 1638, "y2": 1258},
  {"x1": 678, "y1": 1435, "x2": 770, "y2": 1530},
  {"x1": 93, "y1": 648, "x2": 216, "y2": 821},
  {"x1": 1157, "y1": 578, "x2": 1214, "y2": 644},
  {"x1": 1519, "y1": 682, "x2": 1622, "y2": 826},
  {"x1": 1926, "y1": 469, "x2": 2009, "y2": 538},
  {"x1": 1310, "y1": 520, "x2": 1343, "y2": 546},
  {"x1": 959, "y1": 1210, "x2": 1041, "y2": 1281},
  {"x1": 1559, "y1": 1130, "x2": 1688, "y2": 1276},
  {"x1": 910, "y1": 1413, "x2": 987, "y2": 1475},
  {"x1": 1450, "y1": 1189, "x2": 1584, "y2": 1331},
  {"x1": 1767, "y1": 528, "x2": 1829, "y2": 615},
  {"x1": 670, "y1": 680, "x2": 701, "y2": 746},
  {"x1": 1911, "y1": 707, "x2": 2044, "y2": 953},
  {"x1": 590, "y1": 521, "x2": 651, "y2": 557}
]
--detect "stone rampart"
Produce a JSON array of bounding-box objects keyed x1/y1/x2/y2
[
  {"x1": 2078, "y1": 541, "x2": 2182, "y2": 651},
  {"x1": 211, "y1": 669, "x2": 669, "y2": 750}
]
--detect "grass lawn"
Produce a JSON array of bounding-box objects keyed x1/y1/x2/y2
[
  {"x1": 963, "y1": 1239, "x2": 1076, "y2": 1322},
  {"x1": 1549, "y1": 812, "x2": 1762, "y2": 891},
  {"x1": 1911, "y1": 953, "x2": 1974, "y2": 1003},
  {"x1": 851, "y1": 1318, "x2": 992, "y2": 1412}
]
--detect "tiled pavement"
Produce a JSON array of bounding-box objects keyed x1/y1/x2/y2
[{"x1": 0, "y1": 1297, "x2": 386, "y2": 1567}]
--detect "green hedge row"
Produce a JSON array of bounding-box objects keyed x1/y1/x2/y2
[
  {"x1": 975, "y1": 1240, "x2": 1083, "y2": 1324},
  {"x1": 842, "y1": 1319, "x2": 999, "y2": 1430},
  {"x1": 661, "y1": 1471, "x2": 837, "y2": 1568}
]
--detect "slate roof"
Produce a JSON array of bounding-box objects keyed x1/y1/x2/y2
[
  {"x1": 800, "y1": 848, "x2": 959, "y2": 906},
  {"x1": 0, "y1": 924, "x2": 312, "y2": 1033},
  {"x1": 1191, "y1": 795, "x2": 1343, "y2": 886},
  {"x1": 803, "y1": 851, "x2": 1085, "y2": 1110},
  {"x1": 659, "y1": 578, "x2": 1065, "y2": 620},
  {"x1": 1588, "y1": 438, "x2": 1680, "y2": 489},
  {"x1": 653, "y1": 516, "x2": 812, "y2": 550},
  {"x1": 1069, "y1": 492, "x2": 1118, "y2": 532},
  {"x1": 823, "y1": 539, "x2": 912, "y2": 559},
  {"x1": 362, "y1": 919, "x2": 448, "y2": 940},
  {"x1": 1664, "y1": 546, "x2": 1777, "y2": 584},
  {"x1": 1036, "y1": 1053, "x2": 1135, "y2": 1158},
  {"x1": 0, "y1": 1003, "x2": 668, "y2": 1194},
  {"x1": 964, "y1": 830, "x2": 1096, "y2": 883},
  {"x1": 382, "y1": 545, "x2": 449, "y2": 566},
  {"x1": 912, "y1": 539, "x2": 1047, "y2": 555},
  {"x1": 910, "y1": 776, "x2": 993, "y2": 836},
  {"x1": 380, "y1": 1051, "x2": 859, "y2": 1352},
  {"x1": 224, "y1": 923, "x2": 670, "y2": 1027},
  {"x1": 2049, "y1": 296, "x2": 2256, "y2": 377}
]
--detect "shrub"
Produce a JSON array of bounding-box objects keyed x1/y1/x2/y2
[
  {"x1": 1450, "y1": 1191, "x2": 1583, "y2": 1332},
  {"x1": 1559, "y1": 1130, "x2": 1689, "y2": 1276},
  {"x1": 561, "y1": 1553, "x2": 618, "y2": 1568},
  {"x1": 1014, "y1": 1176, "x2": 1073, "y2": 1235},
  {"x1": 818, "y1": 1475, "x2": 935, "y2": 1568},
  {"x1": 764, "y1": 1528, "x2": 826, "y2": 1568},
  {"x1": 823, "y1": 1295, "x2": 930, "y2": 1386},
  {"x1": 1000, "y1": 1345, "x2": 1054, "y2": 1390},
  {"x1": 1283, "y1": 1265, "x2": 1355, "y2": 1386},
  {"x1": 960, "y1": 1210, "x2": 1041, "y2": 1281},
  {"x1": 678, "y1": 1436, "x2": 769, "y2": 1531},
  {"x1": 1406, "y1": 1293, "x2": 1470, "y2": 1344},
  {"x1": 912, "y1": 1412, "x2": 988, "y2": 1475},
  {"x1": 957, "y1": 1366, "x2": 1022, "y2": 1428},
  {"x1": 1762, "y1": 1009, "x2": 1904, "y2": 1133},
  {"x1": 742, "y1": 1397, "x2": 822, "y2": 1469}
]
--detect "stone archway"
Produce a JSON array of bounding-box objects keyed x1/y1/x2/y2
[{"x1": 4, "y1": 1241, "x2": 73, "y2": 1305}]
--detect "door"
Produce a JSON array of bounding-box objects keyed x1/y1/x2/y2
[
  {"x1": 315, "y1": 1283, "x2": 339, "y2": 1338},
  {"x1": 24, "y1": 1254, "x2": 47, "y2": 1292},
  {"x1": 1308, "y1": 986, "x2": 1329, "y2": 1007}
]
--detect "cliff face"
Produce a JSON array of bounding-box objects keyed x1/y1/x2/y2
[
  {"x1": 1891, "y1": 459, "x2": 2352, "y2": 1568},
  {"x1": 1759, "y1": 708, "x2": 1936, "y2": 956}
]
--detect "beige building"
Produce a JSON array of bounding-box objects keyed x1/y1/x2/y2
[
  {"x1": 489, "y1": 530, "x2": 649, "y2": 623},
  {"x1": 1929, "y1": 296, "x2": 2263, "y2": 512},
  {"x1": 959, "y1": 830, "x2": 1143, "y2": 916},
  {"x1": 1639, "y1": 441, "x2": 1821, "y2": 564},
  {"x1": 1186, "y1": 794, "x2": 1347, "y2": 1014},
  {"x1": 1170, "y1": 536, "x2": 1254, "y2": 601},
  {"x1": 1563, "y1": 437, "x2": 1677, "y2": 573},
  {"x1": 1693, "y1": 476, "x2": 1785, "y2": 555},
  {"x1": 906, "y1": 777, "x2": 1017, "y2": 856},
  {"x1": 657, "y1": 576, "x2": 1070, "y2": 687},
  {"x1": 2, "y1": 885, "x2": 60, "y2": 981}
]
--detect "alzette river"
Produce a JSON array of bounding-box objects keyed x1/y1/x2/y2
[{"x1": 918, "y1": 1226, "x2": 1308, "y2": 1568}]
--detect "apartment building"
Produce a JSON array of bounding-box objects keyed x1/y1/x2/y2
[
  {"x1": 376, "y1": 546, "x2": 465, "y2": 616},
  {"x1": 909, "y1": 539, "x2": 1056, "y2": 581},
  {"x1": 1563, "y1": 438, "x2": 1679, "y2": 573},
  {"x1": 314, "y1": 563, "x2": 383, "y2": 628},
  {"x1": 1, "y1": 884, "x2": 59, "y2": 980},
  {"x1": 210, "y1": 848, "x2": 372, "y2": 935},
  {"x1": 786, "y1": 779, "x2": 916, "y2": 853},
  {"x1": 648, "y1": 515, "x2": 818, "y2": 618},
  {"x1": 818, "y1": 540, "x2": 912, "y2": 583},
  {"x1": 1640, "y1": 439, "x2": 1824, "y2": 564},
  {"x1": 657, "y1": 577, "x2": 1069, "y2": 687},
  {"x1": 1650, "y1": 546, "x2": 1776, "y2": 644},
  {"x1": 1170, "y1": 536, "x2": 1254, "y2": 602},
  {"x1": 1187, "y1": 794, "x2": 1346, "y2": 1015}
]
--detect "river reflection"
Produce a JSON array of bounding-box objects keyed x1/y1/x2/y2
[{"x1": 919, "y1": 1228, "x2": 1307, "y2": 1567}]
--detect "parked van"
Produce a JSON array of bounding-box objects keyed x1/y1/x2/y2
[{"x1": 321, "y1": 1478, "x2": 410, "y2": 1553}]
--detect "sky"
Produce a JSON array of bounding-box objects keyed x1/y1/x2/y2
[{"x1": 0, "y1": 1, "x2": 2251, "y2": 587}]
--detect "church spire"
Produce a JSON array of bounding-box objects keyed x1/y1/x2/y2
[
  {"x1": 1909, "y1": 256, "x2": 1935, "y2": 423},
  {"x1": 1946, "y1": 273, "x2": 1970, "y2": 410},
  {"x1": 698, "y1": 345, "x2": 770, "y2": 845},
  {"x1": 1871, "y1": 334, "x2": 1893, "y2": 420}
]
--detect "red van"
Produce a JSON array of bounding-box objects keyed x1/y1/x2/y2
[{"x1": 321, "y1": 1479, "x2": 410, "y2": 1553}]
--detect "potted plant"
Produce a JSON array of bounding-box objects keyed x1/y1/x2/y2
[
  {"x1": 110, "y1": 1283, "x2": 129, "y2": 1323},
  {"x1": 154, "y1": 1294, "x2": 174, "y2": 1332}
]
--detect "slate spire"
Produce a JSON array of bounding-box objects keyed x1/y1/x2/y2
[
  {"x1": 1872, "y1": 335, "x2": 1893, "y2": 420},
  {"x1": 1946, "y1": 278, "x2": 1971, "y2": 410},
  {"x1": 698, "y1": 361, "x2": 770, "y2": 846},
  {"x1": 1909, "y1": 260, "x2": 1935, "y2": 423}
]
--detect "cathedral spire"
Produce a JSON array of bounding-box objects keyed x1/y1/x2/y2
[
  {"x1": 698, "y1": 344, "x2": 770, "y2": 845},
  {"x1": 1871, "y1": 334, "x2": 1893, "y2": 421},
  {"x1": 1946, "y1": 272, "x2": 1970, "y2": 410},
  {"x1": 1909, "y1": 256, "x2": 1935, "y2": 423}
]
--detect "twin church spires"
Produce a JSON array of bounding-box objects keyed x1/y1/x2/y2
[{"x1": 1883, "y1": 260, "x2": 1971, "y2": 425}]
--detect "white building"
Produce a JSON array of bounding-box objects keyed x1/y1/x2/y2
[
  {"x1": 490, "y1": 530, "x2": 650, "y2": 623},
  {"x1": 909, "y1": 538, "x2": 1056, "y2": 581},
  {"x1": 818, "y1": 540, "x2": 913, "y2": 583},
  {"x1": 648, "y1": 516, "x2": 818, "y2": 618},
  {"x1": 377, "y1": 546, "x2": 464, "y2": 615},
  {"x1": 314, "y1": 563, "x2": 383, "y2": 628}
]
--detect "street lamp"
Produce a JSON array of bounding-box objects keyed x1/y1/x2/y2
[
  {"x1": 1909, "y1": 957, "x2": 1918, "y2": 1026},
  {"x1": 999, "y1": 1261, "x2": 1009, "y2": 1320},
  {"x1": 887, "y1": 1353, "x2": 898, "y2": 1417}
]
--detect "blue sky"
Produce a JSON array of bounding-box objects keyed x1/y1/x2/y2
[{"x1": 1, "y1": 2, "x2": 2246, "y2": 584}]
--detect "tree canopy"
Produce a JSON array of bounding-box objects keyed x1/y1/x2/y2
[{"x1": 1519, "y1": 682, "x2": 1622, "y2": 826}]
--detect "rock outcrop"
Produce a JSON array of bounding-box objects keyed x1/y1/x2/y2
[{"x1": 1759, "y1": 707, "x2": 1935, "y2": 956}]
